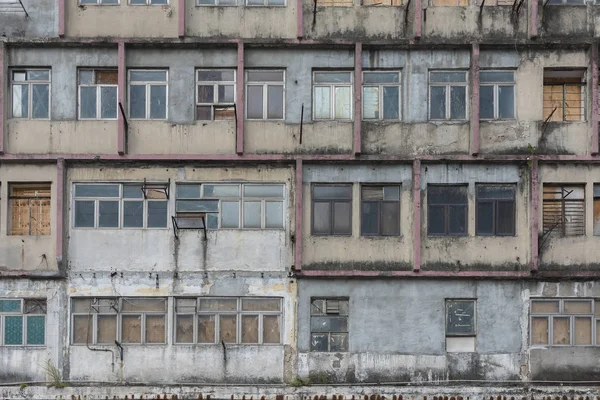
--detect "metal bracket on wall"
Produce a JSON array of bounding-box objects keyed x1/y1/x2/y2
[
  {"x1": 141, "y1": 178, "x2": 170, "y2": 200},
  {"x1": 172, "y1": 212, "x2": 207, "y2": 240}
]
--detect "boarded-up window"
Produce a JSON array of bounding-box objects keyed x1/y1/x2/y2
[
  {"x1": 542, "y1": 185, "x2": 585, "y2": 237},
  {"x1": 310, "y1": 298, "x2": 349, "y2": 352},
  {"x1": 9, "y1": 184, "x2": 51, "y2": 236},
  {"x1": 543, "y1": 72, "x2": 586, "y2": 122}
]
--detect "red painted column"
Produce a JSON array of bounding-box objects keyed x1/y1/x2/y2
[
  {"x1": 470, "y1": 43, "x2": 480, "y2": 156},
  {"x1": 58, "y1": 0, "x2": 65, "y2": 37},
  {"x1": 178, "y1": 0, "x2": 185, "y2": 38},
  {"x1": 354, "y1": 42, "x2": 362, "y2": 155},
  {"x1": 118, "y1": 42, "x2": 126, "y2": 155},
  {"x1": 413, "y1": 159, "x2": 421, "y2": 272},
  {"x1": 295, "y1": 159, "x2": 303, "y2": 271},
  {"x1": 530, "y1": 159, "x2": 539, "y2": 272},
  {"x1": 56, "y1": 158, "x2": 65, "y2": 267},
  {"x1": 236, "y1": 41, "x2": 244, "y2": 155},
  {"x1": 591, "y1": 43, "x2": 598, "y2": 155},
  {"x1": 414, "y1": 0, "x2": 422, "y2": 39},
  {"x1": 297, "y1": 0, "x2": 303, "y2": 38},
  {"x1": 529, "y1": 0, "x2": 538, "y2": 38},
  {"x1": 0, "y1": 42, "x2": 5, "y2": 155}
]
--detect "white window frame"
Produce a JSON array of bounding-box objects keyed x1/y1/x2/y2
[
  {"x1": 312, "y1": 71, "x2": 353, "y2": 121},
  {"x1": 196, "y1": 69, "x2": 236, "y2": 120},
  {"x1": 128, "y1": 69, "x2": 169, "y2": 120},
  {"x1": 78, "y1": 69, "x2": 119, "y2": 121},
  {"x1": 79, "y1": 0, "x2": 121, "y2": 5},
  {"x1": 362, "y1": 71, "x2": 402, "y2": 121},
  {"x1": 10, "y1": 68, "x2": 51, "y2": 120},
  {"x1": 479, "y1": 70, "x2": 515, "y2": 121},
  {"x1": 196, "y1": 0, "x2": 239, "y2": 6},
  {"x1": 428, "y1": 70, "x2": 468, "y2": 121},
  {"x1": 245, "y1": 70, "x2": 285, "y2": 121},
  {"x1": 129, "y1": 0, "x2": 169, "y2": 5},
  {"x1": 0, "y1": 298, "x2": 46, "y2": 347}
]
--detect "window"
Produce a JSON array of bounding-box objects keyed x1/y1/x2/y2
[
  {"x1": 246, "y1": 0, "x2": 285, "y2": 6},
  {"x1": 362, "y1": 71, "x2": 401, "y2": 120},
  {"x1": 175, "y1": 183, "x2": 284, "y2": 230},
  {"x1": 446, "y1": 299, "x2": 476, "y2": 336},
  {"x1": 361, "y1": 0, "x2": 401, "y2": 5},
  {"x1": 427, "y1": 185, "x2": 468, "y2": 236},
  {"x1": 78, "y1": 69, "x2": 118, "y2": 120},
  {"x1": 530, "y1": 299, "x2": 599, "y2": 346},
  {"x1": 480, "y1": 71, "x2": 515, "y2": 120},
  {"x1": 431, "y1": 0, "x2": 467, "y2": 6},
  {"x1": 0, "y1": 299, "x2": 46, "y2": 346},
  {"x1": 594, "y1": 184, "x2": 600, "y2": 236},
  {"x1": 73, "y1": 183, "x2": 168, "y2": 229},
  {"x1": 11, "y1": 69, "x2": 50, "y2": 119},
  {"x1": 196, "y1": 70, "x2": 236, "y2": 120},
  {"x1": 246, "y1": 70, "x2": 285, "y2": 120},
  {"x1": 9, "y1": 184, "x2": 51, "y2": 236},
  {"x1": 312, "y1": 184, "x2": 352, "y2": 236},
  {"x1": 543, "y1": 70, "x2": 585, "y2": 122},
  {"x1": 542, "y1": 184, "x2": 585, "y2": 237},
  {"x1": 316, "y1": 0, "x2": 354, "y2": 5},
  {"x1": 130, "y1": 0, "x2": 168, "y2": 4},
  {"x1": 197, "y1": 0, "x2": 237, "y2": 5},
  {"x1": 128, "y1": 70, "x2": 168, "y2": 120},
  {"x1": 545, "y1": 0, "x2": 585, "y2": 5},
  {"x1": 175, "y1": 297, "x2": 282, "y2": 344},
  {"x1": 429, "y1": 71, "x2": 467, "y2": 120},
  {"x1": 72, "y1": 298, "x2": 167, "y2": 345},
  {"x1": 361, "y1": 185, "x2": 400, "y2": 236},
  {"x1": 79, "y1": 0, "x2": 119, "y2": 4},
  {"x1": 475, "y1": 184, "x2": 515, "y2": 236},
  {"x1": 310, "y1": 298, "x2": 348, "y2": 352},
  {"x1": 313, "y1": 72, "x2": 353, "y2": 120}
]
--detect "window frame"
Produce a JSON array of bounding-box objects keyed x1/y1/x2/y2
[
  {"x1": 245, "y1": 70, "x2": 285, "y2": 121},
  {"x1": 427, "y1": 184, "x2": 468, "y2": 237},
  {"x1": 129, "y1": 0, "x2": 169, "y2": 4},
  {"x1": 360, "y1": 184, "x2": 401, "y2": 237},
  {"x1": 10, "y1": 68, "x2": 51, "y2": 120},
  {"x1": 361, "y1": 70, "x2": 402, "y2": 121},
  {"x1": 479, "y1": 70, "x2": 516, "y2": 121},
  {"x1": 542, "y1": 184, "x2": 586, "y2": 237},
  {"x1": 8, "y1": 183, "x2": 52, "y2": 236},
  {"x1": 312, "y1": 71, "x2": 354, "y2": 121},
  {"x1": 445, "y1": 298, "x2": 477, "y2": 337},
  {"x1": 127, "y1": 69, "x2": 169, "y2": 120},
  {"x1": 543, "y1": 71, "x2": 586, "y2": 122},
  {"x1": 310, "y1": 297, "x2": 349, "y2": 353},
  {"x1": 78, "y1": 68, "x2": 119, "y2": 121},
  {"x1": 0, "y1": 299, "x2": 46, "y2": 347},
  {"x1": 195, "y1": 69, "x2": 236, "y2": 121},
  {"x1": 79, "y1": 0, "x2": 120, "y2": 5},
  {"x1": 475, "y1": 184, "x2": 516, "y2": 237},
  {"x1": 311, "y1": 184, "x2": 353, "y2": 236},
  {"x1": 428, "y1": 70, "x2": 468, "y2": 121}
]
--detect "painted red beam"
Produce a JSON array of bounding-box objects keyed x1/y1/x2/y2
[
  {"x1": 297, "y1": 0, "x2": 303, "y2": 38},
  {"x1": 118, "y1": 41, "x2": 126, "y2": 155},
  {"x1": 354, "y1": 42, "x2": 362, "y2": 155},
  {"x1": 413, "y1": 159, "x2": 421, "y2": 272},
  {"x1": 471, "y1": 43, "x2": 480, "y2": 156},
  {"x1": 56, "y1": 158, "x2": 65, "y2": 268},
  {"x1": 0, "y1": 42, "x2": 5, "y2": 155},
  {"x1": 178, "y1": 0, "x2": 185, "y2": 38},
  {"x1": 299, "y1": 270, "x2": 600, "y2": 279},
  {"x1": 414, "y1": 0, "x2": 422, "y2": 39},
  {"x1": 592, "y1": 43, "x2": 598, "y2": 155},
  {"x1": 295, "y1": 159, "x2": 303, "y2": 271},
  {"x1": 529, "y1": 0, "x2": 538, "y2": 38},
  {"x1": 58, "y1": 0, "x2": 65, "y2": 37},
  {"x1": 236, "y1": 41, "x2": 244, "y2": 155},
  {"x1": 530, "y1": 159, "x2": 539, "y2": 272}
]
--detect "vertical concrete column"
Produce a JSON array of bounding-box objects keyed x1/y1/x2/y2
[
  {"x1": 178, "y1": 0, "x2": 185, "y2": 38},
  {"x1": 412, "y1": 159, "x2": 421, "y2": 272},
  {"x1": 529, "y1": 0, "x2": 538, "y2": 38},
  {"x1": 118, "y1": 41, "x2": 126, "y2": 155},
  {"x1": 470, "y1": 43, "x2": 480, "y2": 156},
  {"x1": 236, "y1": 41, "x2": 245, "y2": 155},
  {"x1": 56, "y1": 158, "x2": 65, "y2": 268},
  {"x1": 297, "y1": 0, "x2": 304, "y2": 38},
  {"x1": 0, "y1": 41, "x2": 5, "y2": 155},
  {"x1": 414, "y1": 0, "x2": 422, "y2": 39},
  {"x1": 354, "y1": 42, "x2": 362, "y2": 155},
  {"x1": 294, "y1": 159, "x2": 303, "y2": 271},
  {"x1": 591, "y1": 43, "x2": 598, "y2": 155},
  {"x1": 58, "y1": 0, "x2": 65, "y2": 37},
  {"x1": 530, "y1": 159, "x2": 539, "y2": 272}
]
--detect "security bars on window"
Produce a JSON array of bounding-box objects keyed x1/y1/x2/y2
[
  {"x1": 362, "y1": 71, "x2": 401, "y2": 120},
  {"x1": 531, "y1": 299, "x2": 600, "y2": 346},
  {"x1": 175, "y1": 297, "x2": 282, "y2": 344},
  {"x1": 79, "y1": 69, "x2": 118, "y2": 120},
  {"x1": 245, "y1": 70, "x2": 285, "y2": 120},
  {"x1": 196, "y1": 70, "x2": 236, "y2": 120},
  {"x1": 11, "y1": 69, "x2": 51, "y2": 119},
  {"x1": 313, "y1": 72, "x2": 353, "y2": 120},
  {"x1": 479, "y1": 71, "x2": 515, "y2": 120},
  {"x1": 128, "y1": 70, "x2": 168, "y2": 120},
  {"x1": 310, "y1": 298, "x2": 349, "y2": 352},
  {"x1": 429, "y1": 71, "x2": 468, "y2": 120},
  {"x1": 0, "y1": 299, "x2": 46, "y2": 346}
]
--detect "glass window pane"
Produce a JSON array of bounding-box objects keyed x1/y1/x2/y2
[
  {"x1": 130, "y1": 71, "x2": 167, "y2": 82},
  {"x1": 498, "y1": 85, "x2": 515, "y2": 119},
  {"x1": 383, "y1": 86, "x2": 399, "y2": 120},
  {"x1": 313, "y1": 202, "x2": 331, "y2": 234},
  {"x1": 242, "y1": 298, "x2": 281, "y2": 311},
  {"x1": 428, "y1": 205, "x2": 446, "y2": 235},
  {"x1": 430, "y1": 72, "x2": 466, "y2": 83},
  {"x1": 26, "y1": 316, "x2": 45, "y2": 345},
  {"x1": 176, "y1": 185, "x2": 201, "y2": 199},
  {"x1": 242, "y1": 315, "x2": 259, "y2": 343},
  {"x1": 531, "y1": 300, "x2": 560, "y2": 313},
  {"x1": 247, "y1": 71, "x2": 284, "y2": 82},
  {"x1": 311, "y1": 316, "x2": 348, "y2": 332},
  {"x1": 147, "y1": 201, "x2": 168, "y2": 228},
  {"x1": 263, "y1": 315, "x2": 280, "y2": 344},
  {"x1": 218, "y1": 85, "x2": 235, "y2": 103},
  {"x1": 99, "y1": 201, "x2": 119, "y2": 228},
  {"x1": 123, "y1": 185, "x2": 143, "y2": 199},
  {"x1": 4, "y1": 316, "x2": 23, "y2": 345},
  {"x1": 531, "y1": 317, "x2": 549, "y2": 345},
  {"x1": 206, "y1": 213, "x2": 218, "y2": 229},
  {"x1": 334, "y1": 86, "x2": 351, "y2": 119},
  {"x1": 198, "y1": 85, "x2": 215, "y2": 103},
  {"x1": 479, "y1": 85, "x2": 494, "y2": 119},
  {"x1": 0, "y1": 300, "x2": 21, "y2": 313},
  {"x1": 553, "y1": 317, "x2": 570, "y2": 345},
  {"x1": 28, "y1": 70, "x2": 50, "y2": 81},
  {"x1": 121, "y1": 298, "x2": 166, "y2": 312},
  {"x1": 197, "y1": 106, "x2": 212, "y2": 120},
  {"x1": 333, "y1": 201, "x2": 352, "y2": 234},
  {"x1": 123, "y1": 201, "x2": 143, "y2": 228},
  {"x1": 75, "y1": 184, "x2": 120, "y2": 197},
  {"x1": 267, "y1": 85, "x2": 284, "y2": 119},
  {"x1": 364, "y1": 72, "x2": 399, "y2": 83},
  {"x1": 32, "y1": 84, "x2": 49, "y2": 119},
  {"x1": 430, "y1": 86, "x2": 446, "y2": 119},
  {"x1": 477, "y1": 185, "x2": 514, "y2": 199},
  {"x1": 314, "y1": 72, "x2": 352, "y2": 83},
  {"x1": 176, "y1": 200, "x2": 219, "y2": 213},
  {"x1": 565, "y1": 300, "x2": 593, "y2": 314},
  {"x1": 480, "y1": 71, "x2": 514, "y2": 83},
  {"x1": 384, "y1": 186, "x2": 400, "y2": 200},
  {"x1": 150, "y1": 85, "x2": 167, "y2": 119},
  {"x1": 330, "y1": 333, "x2": 348, "y2": 352},
  {"x1": 575, "y1": 317, "x2": 592, "y2": 345},
  {"x1": 221, "y1": 201, "x2": 240, "y2": 228},
  {"x1": 198, "y1": 315, "x2": 216, "y2": 343},
  {"x1": 243, "y1": 201, "x2": 261, "y2": 228},
  {"x1": 381, "y1": 202, "x2": 400, "y2": 236},
  {"x1": 80, "y1": 86, "x2": 97, "y2": 119},
  {"x1": 313, "y1": 185, "x2": 352, "y2": 200},
  {"x1": 79, "y1": 70, "x2": 94, "y2": 84},
  {"x1": 477, "y1": 201, "x2": 494, "y2": 235},
  {"x1": 449, "y1": 205, "x2": 467, "y2": 235},
  {"x1": 204, "y1": 184, "x2": 240, "y2": 198},
  {"x1": 244, "y1": 185, "x2": 283, "y2": 198},
  {"x1": 198, "y1": 70, "x2": 234, "y2": 82},
  {"x1": 75, "y1": 200, "x2": 95, "y2": 228},
  {"x1": 121, "y1": 315, "x2": 142, "y2": 343},
  {"x1": 450, "y1": 86, "x2": 466, "y2": 120},
  {"x1": 176, "y1": 315, "x2": 194, "y2": 343},
  {"x1": 247, "y1": 86, "x2": 263, "y2": 119},
  {"x1": 146, "y1": 315, "x2": 166, "y2": 344},
  {"x1": 97, "y1": 315, "x2": 117, "y2": 344},
  {"x1": 361, "y1": 201, "x2": 379, "y2": 235},
  {"x1": 363, "y1": 87, "x2": 379, "y2": 120},
  {"x1": 496, "y1": 200, "x2": 515, "y2": 235},
  {"x1": 219, "y1": 315, "x2": 237, "y2": 343},
  {"x1": 199, "y1": 298, "x2": 237, "y2": 311},
  {"x1": 311, "y1": 333, "x2": 329, "y2": 351},
  {"x1": 266, "y1": 201, "x2": 283, "y2": 228},
  {"x1": 71, "y1": 298, "x2": 92, "y2": 313},
  {"x1": 72, "y1": 315, "x2": 92, "y2": 344},
  {"x1": 314, "y1": 86, "x2": 331, "y2": 119},
  {"x1": 12, "y1": 84, "x2": 28, "y2": 118},
  {"x1": 100, "y1": 86, "x2": 118, "y2": 119},
  {"x1": 129, "y1": 85, "x2": 146, "y2": 118}
]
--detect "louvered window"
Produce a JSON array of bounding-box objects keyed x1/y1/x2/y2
[
  {"x1": 543, "y1": 185, "x2": 585, "y2": 237},
  {"x1": 361, "y1": 185, "x2": 400, "y2": 236}
]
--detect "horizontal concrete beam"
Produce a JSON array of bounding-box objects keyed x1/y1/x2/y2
[{"x1": 298, "y1": 270, "x2": 600, "y2": 279}]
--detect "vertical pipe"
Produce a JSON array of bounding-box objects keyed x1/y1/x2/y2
[
  {"x1": 354, "y1": 42, "x2": 362, "y2": 155},
  {"x1": 413, "y1": 159, "x2": 421, "y2": 272},
  {"x1": 178, "y1": 0, "x2": 185, "y2": 38},
  {"x1": 591, "y1": 43, "x2": 598, "y2": 155},
  {"x1": 58, "y1": 0, "x2": 65, "y2": 37},
  {"x1": 471, "y1": 43, "x2": 480, "y2": 156},
  {"x1": 117, "y1": 42, "x2": 126, "y2": 155},
  {"x1": 529, "y1": 0, "x2": 538, "y2": 38},
  {"x1": 56, "y1": 158, "x2": 65, "y2": 268},
  {"x1": 530, "y1": 159, "x2": 539, "y2": 272},
  {"x1": 236, "y1": 41, "x2": 244, "y2": 155},
  {"x1": 294, "y1": 159, "x2": 303, "y2": 272},
  {"x1": 414, "y1": 0, "x2": 422, "y2": 39},
  {"x1": 0, "y1": 42, "x2": 5, "y2": 155},
  {"x1": 297, "y1": 0, "x2": 304, "y2": 38}
]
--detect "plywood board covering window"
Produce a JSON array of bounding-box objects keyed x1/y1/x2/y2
[
  {"x1": 543, "y1": 75, "x2": 585, "y2": 122},
  {"x1": 530, "y1": 299, "x2": 598, "y2": 346},
  {"x1": 9, "y1": 184, "x2": 51, "y2": 236}
]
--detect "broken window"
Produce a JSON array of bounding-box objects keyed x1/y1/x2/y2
[
  {"x1": 427, "y1": 185, "x2": 468, "y2": 236},
  {"x1": 196, "y1": 70, "x2": 236, "y2": 120},
  {"x1": 312, "y1": 184, "x2": 352, "y2": 236},
  {"x1": 73, "y1": 183, "x2": 168, "y2": 229},
  {"x1": 543, "y1": 70, "x2": 586, "y2": 122},
  {"x1": 310, "y1": 298, "x2": 349, "y2": 352},
  {"x1": 480, "y1": 71, "x2": 515, "y2": 120},
  {"x1": 361, "y1": 185, "x2": 400, "y2": 236},
  {"x1": 313, "y1": 72, "x2": 353, "y2": 120},
  {"x1": 530, "y1": 299, "x2": 598, "y2": 346},
  {"x1": 128, "y1": 70, "x2": 168, "y2": 120},
  {"x1": 9, "y1": 184, "x2": 51, "y2": 236},
  {"x1": 78, "y1": 69, "x2": 118, "y2": 120},
  {"x1": 362, "y1": 71, "x2": 401, "y2": 120},
  {"x1": 476, "y1": 184, "x2": 516, "y2": 236},
  {"x1": 0, "y1": 299, "x2": 46, "y2": 346},
  {"x1": 246, "y1": 70, "x2": 284, "y2": 120},
  {"x1": 542, "y1": 184, "x2": 585, "y2": 237},
  {"x1": 446, "y1": 299, "x2": 476, "y2": 336},
  {"x1": 174, "y1": 297, "x2": 282, "y2": 345},
  {"x1": 429, "y1": 71, "x2": 468, "y2": 120},
  {"x1": 11, "y1": 69, "x2": 50, "y2": 119}
]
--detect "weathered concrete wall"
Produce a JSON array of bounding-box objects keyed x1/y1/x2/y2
[
  {"x1": 421, "y1": 164, "x2": 530, "y2": 271},
  {"x1": 65, "y1": 2, "x2": 178, "y2": 38},
  {"x1": 540, "y1": 6, "x2": 591, "y2": 38},
  {"x1": 0, "y1": 164, "x2": 58, "y2": 272},
  {"x1": 0, "y1": 0, "x2": 57, "y2": 38},
  {"x1": 302, "y1": 165, "x2": 413, "y2": 270}
]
